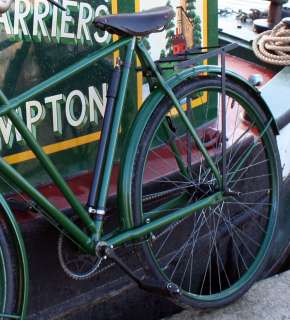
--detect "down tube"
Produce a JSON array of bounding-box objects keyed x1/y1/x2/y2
[
  {"x1": 3, "y1": 106, "x2": 96, "y2": 235},
  {"x1": 0, "y1": 157, "x2": 95, "y2": 254}
]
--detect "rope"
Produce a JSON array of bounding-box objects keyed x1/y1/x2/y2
[{"x1": 253, "y1": 19, "x2": 290, "y2": 65}]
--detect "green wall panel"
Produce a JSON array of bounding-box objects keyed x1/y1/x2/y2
[{"x1": 0, "y1": 0, "x2": 217, "y2": 189}]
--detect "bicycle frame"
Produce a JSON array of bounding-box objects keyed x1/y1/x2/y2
[{"x1": 0, "y1": 36, "x2": 223, "y2": 256}]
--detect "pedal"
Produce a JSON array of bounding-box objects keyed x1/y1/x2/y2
[
  {"x1": 139, "y1": 277, "x2": 180, "y2": 297},
  {"x1": 101, "y1": 245, "x2": 181, "y2": 297}
]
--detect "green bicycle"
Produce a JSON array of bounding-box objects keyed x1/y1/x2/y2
[{"x1": 0, "y1": 3, "x2": 281, "y2": 319}]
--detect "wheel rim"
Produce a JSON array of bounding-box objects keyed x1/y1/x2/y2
[
  {"x1": 0, "y1": 245, "x2": 7, "y2": 314},
  {"x1": 136, "y1": 81, "x2": 279, "y2": 303}
]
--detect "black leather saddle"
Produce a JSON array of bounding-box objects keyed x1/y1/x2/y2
[{"x1": 94, "y1": 6, "x2": 175, "y2": 37}]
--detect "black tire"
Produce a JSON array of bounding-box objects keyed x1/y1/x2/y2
[
  {"x1": 131, "y1": 76, "x2": 281, "y2": 309},
  {"x1": 0, "y1": 217, "x2": 22, "y2": 318}
]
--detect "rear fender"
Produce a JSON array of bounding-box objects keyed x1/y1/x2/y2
[{"x1": 118, "y1": 65, "x2": 278, "y2": 230}]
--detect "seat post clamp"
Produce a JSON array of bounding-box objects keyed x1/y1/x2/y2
[
  {"x1": 96, "y1": 209, "x2": 106, "y2": 216},
  {"x1": 88, "y1": 207, "x2": 106, "y2": 218}
]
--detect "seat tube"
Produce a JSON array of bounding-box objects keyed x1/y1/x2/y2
[
  {"x1": 94, "y1": 37, "x2": 136, "y2": 239},
  {"x1": 87, "y1": 63, "x2": 122, "y2": 210}
]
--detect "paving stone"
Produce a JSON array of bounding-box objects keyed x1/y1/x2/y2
[{"x1": 164, "y1": 271, "x2": 290, "y2": 320}]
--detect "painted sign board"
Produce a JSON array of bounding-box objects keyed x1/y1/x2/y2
[{"x1": 0, "y1": 0, "x2": 217, "y2": 191}]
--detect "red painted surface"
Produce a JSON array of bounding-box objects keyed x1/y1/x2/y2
[
  {"x1": 173, "y1": 34, "x2": 186, "y2": 55},
  {"x1": 224, "y1": 54, "x2": 275, "y2": 87},
  {"x1": 12, "y1": 167, "x2": 119, "y2": 223},
  {"x1": 173, "y1": 28, "x2": 187, "y2": 55}
]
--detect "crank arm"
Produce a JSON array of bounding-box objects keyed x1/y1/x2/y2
[{"x1": 103, "y1": 245, "x2": 181, "y2": 297}]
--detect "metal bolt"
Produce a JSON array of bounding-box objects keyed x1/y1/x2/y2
[
  {"x1": 150, "y1": 233, "x2": 157, "y2": 241},
  {"x1": 145, "y1": 218, "x2": 151, "y2": 224},
  {"x1": 88, "y1": 207, "x2": 97, "y2": 214},
  {"x1": 248, "y1": 74, "x2": 263, "y2": 86}
]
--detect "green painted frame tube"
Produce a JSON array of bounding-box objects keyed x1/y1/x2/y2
[
  {"x1": 136, "y1": 41, "x2": 222, "y2": 188},
  {"x1": 0, "y1": 37, "x2": 132, "y2": 116},
  {"x1": 0, "y1": 157, "x2": 95, "y2": 254},
  {"x1": 0, "y1": 37, "x2": 132, "y2": 239},
  {"x1": 0, "y1": 91, "x2": 96, "y2": 235},
  {"x1": 161, "y1": 122, "x2": 189, "y2": 177},
  {"x1": 0, "y1": 34, "x2": 226, "y2": 259},
  {"x1": 0, "y1": 314, "x2": 20, "y2": 319},
  {"x1": 97, "y1": 37, "x2": 136, "y2": 209},
  {"x1": 9, "y1": 111, "x2": 96, "y2": 234},
  {"x1": 0, "y1": 194, "x2": 29, "y2": 319},
  {"x1": 107, "y1": 192, "x2": 224, "y2": 247}
]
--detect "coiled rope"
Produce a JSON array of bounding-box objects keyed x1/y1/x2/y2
[{"x1": 253, "y1": 19, "x2": 290, "y2": 65}]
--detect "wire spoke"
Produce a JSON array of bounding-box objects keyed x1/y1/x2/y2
[
  {"x1": 139, "y1": 82, "x2": 276, "y2": 300},
  {"x1": 225, "y1": 201, "x2": 269, "y2": 234}
]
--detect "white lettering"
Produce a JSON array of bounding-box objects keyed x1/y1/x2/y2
[
  {"x1": 51, "y1": 0, "x2": 61, "y2": 43},
  {"x1": 65, "y1": 90, "x2": 88, "y2": 128},
  {"x1": 13, "y1": 0, "x2": 32, "y2": 41},
  {"x1": 94, "y1": 5, "x2": 111, "y2": 44},
  {"x1": 2, "y1": 1, "x2": 111, "y2": 45},
  {"x1": 0, "y1": 13, "x2": 13, "y2": 35},
  {"x1": 0, "y1": 86, "x2": 107, "y2": 150},
  {"x1": 60, "y1": 0, "x2": 78, "y2": 45},
  {"x1": 76, "y1": 2, "x2": 93, "y2": 46},
  {"x1": 0, "y1": 116, "x2": 14, "y2": 147},
  {"x1": 26, "y1": 100, "x2": 46, "y2": 138},
  {"x1": 45, "y1": 94, "x2": 65, "y2": 135},
  {"x1": 32, "y1": 0, "x2": 51, "y2": 42},
  {"x1": 89, "y1": 84, "x2": 107, "y2": 122},
  {"x1": 0, "y1": 108, "x2": 23, "y2": 149}
]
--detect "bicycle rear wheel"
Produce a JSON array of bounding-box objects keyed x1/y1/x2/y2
[{"x1": 130, "y1": 76, "x2": 281, "y2": 308}]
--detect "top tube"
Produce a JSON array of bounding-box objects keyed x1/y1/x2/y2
[{"x1": 0, "y1": 37, "x2": 133, "y2": 116}]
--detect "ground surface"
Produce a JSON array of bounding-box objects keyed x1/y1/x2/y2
[{"x1": 164, "y1": 271, "x2": 290, "y2": 320}]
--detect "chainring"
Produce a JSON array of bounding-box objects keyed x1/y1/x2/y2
[{"x1": 57, "y1": 217, "x2": 103, "y2": 280}]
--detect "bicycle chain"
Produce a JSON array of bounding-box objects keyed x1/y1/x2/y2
[
  {"x1": 142, "y1": 190, "x2": 174, "y2": 202},
  {"x1": 142, "y1": 185, "x2": 193, "y2": 203},
  {"x1": 93, "y1": 216, "x2": 189, "y2": 277},
  {"x1": 0, "y1": 173, "x2": 196, "y2": 279},
  {"x1": 57, "y1": 230, "x2": 103, "y2": 280},
  {"x1": 85, "y1": 219, "x2": 185, "y2": 278}
]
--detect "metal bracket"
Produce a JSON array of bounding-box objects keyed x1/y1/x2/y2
[{"x1": 176, "y1": 43, "x2": 239, "y2": 70}]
